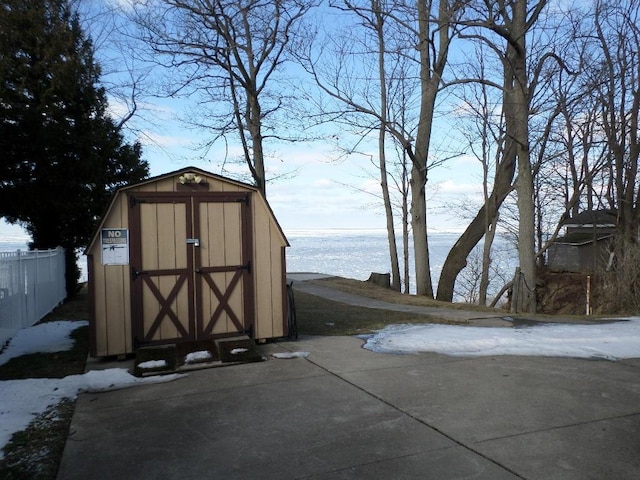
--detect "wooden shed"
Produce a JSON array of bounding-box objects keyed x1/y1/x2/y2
[
  {"x1": 85, "y1": 167, "x2": 289, "y2": 358},
  {"x1": 547, "y1": 209, "x2": 616, "y2": 273}
]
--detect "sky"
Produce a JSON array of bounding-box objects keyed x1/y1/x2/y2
[
  {"x1": 2, "y1": 317, "x2": 640, "y2": 457},
  {"x1": 0, "y1": 1, "x2": 491, "y2": 243},
  {"x1": 88, "y1": 0, "x2": 485, "y2": 233}
]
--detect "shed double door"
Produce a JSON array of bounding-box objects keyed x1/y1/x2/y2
[{"x1": 129, "y1": 192, "x2": 254, "y2": 347}]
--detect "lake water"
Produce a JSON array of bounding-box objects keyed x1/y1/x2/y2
[
  {"x1": 0, "y1": 235, "x2": 29, "y2": 253},
  {"x1": 285, "y1": 229, "x2": 518, "y2": 300},
  {"x1": 0, "y1": 228, "x2": 518, "y2": 301}
]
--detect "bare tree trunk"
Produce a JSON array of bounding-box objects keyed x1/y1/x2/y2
[
  {"x1": 411, "y1": 0, "x2": 459, "y2": 297},
  {"x1": 479, "y1": 213, "x2": 498, "y2": 305},
  {"x1": 248, "y1": 93, "x2": 266, "y2": 196},
  {"x1": 380, "y1": 136, "x2": 401, "y2": 291},
  {"x1": 436, "y1": 155, "x2": 515, "y2": 302},
  {"x1": 410, "y1": 160, "x2": 432, "y2": 296},
  {"x1": 374, "y1": 1, "x2": 401, "y2": 291},
  {"x1": 509, "y1": 0, "x2": 537, "y2": 313},
  {"x1": 401, "y1": 149, "x2": 411, "y2": 294}
]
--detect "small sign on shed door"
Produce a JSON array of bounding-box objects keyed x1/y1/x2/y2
[{"x1": 101, "y1": 228, "x2": 129, "y2": 265}]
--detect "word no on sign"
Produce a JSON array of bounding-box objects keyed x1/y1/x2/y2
[{"x1": 101, "y1": 228, "x2": 129, "y2": 265}]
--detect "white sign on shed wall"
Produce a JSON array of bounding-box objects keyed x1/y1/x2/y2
[{"x1": 101, "y1": 229, "x2": 129, "y2": 265}]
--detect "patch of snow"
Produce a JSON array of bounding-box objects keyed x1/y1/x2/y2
[
  {"x1": 137, "y1": 360, "x2": 168, "y2": 370},
  {"x1": 0, "y1": 321, "x2": 88, "y2": 366},
  {"x1": 184, "y1": 350, "x2": 212, "y2": 364},
  {"x1": 0, "y1": 368, "x2": 184, "y2": 459},
  {"x1": 0, "y1": 321, "x2": 185, "y2": 459},
  {"x1": 363, "y1": 318, "x2": 640, "y2": 360},
  {"x1": 272, "y1": 351, "x2": 310, "y2": 359},
  {"x1": 230, "y1": 348, "x2": 248, "y2": 355}
]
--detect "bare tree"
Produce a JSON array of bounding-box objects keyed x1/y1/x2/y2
[
  {"x1": 436, "y1": 0, "x2": 550, "y2": 314},
  {"x1": 409, "y1": 0, "x2": 465, "y2": 297},
  {"x1": 346, "y1": 0, "x2": 403, "y2": 291},
  {"x1": 74, "y1": 1, "x2": 154, "y2": 133},
  {"x1": 590, "y1": 0, "x2": 640, "y2": 244},
  {"x1": 586, "y1": 0, "x2": 640, "y2": 311},
  {"x1": 300, "y1": 1, "x2": 464, "y2": 297},
  {"x1": 131, "y1": 0, "x2": 315, "y2": 196},
  {"x1": 445, "y1": 41, "x2": 506, "y2": 305}
]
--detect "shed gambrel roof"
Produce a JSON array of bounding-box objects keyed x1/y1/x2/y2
[{"x1": 86, "y1": 166, "x2": 289, "y2": 254}]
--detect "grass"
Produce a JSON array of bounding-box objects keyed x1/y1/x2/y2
[
  {"x1": 0, "y1": 400, "x2": 76, "y2": 480},
  {"x1": 0, "y1": 285, "x2": 90, "y2": 480},
  {"x1": 312, "y1": 276, "x2": 500, "y2": 312},
  {"x1": 293, "y1": 285, "x2": 468, "y2": 336},
  {"x1": 0, "y1": 326, "x2": 88, "y2": 380}
]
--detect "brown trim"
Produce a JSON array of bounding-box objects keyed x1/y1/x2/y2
[
  {"x1": 192, "y1": 192, "x2": 254, "y2": 339},
  {"x1": 281, "y1": 246, "x2": 288, "y2": 336},
  {"x1": 87, "y1": 254, "x2": 98, "y2": 357},
  {"x1": 185, "y1": 199, "x2": 196, "y2": 343},
  {"x1": 176, "y1": 182, "x2": 209, "y2": 191},
  {"x1": 193, "y1": 198, "x2": 204, "y2": 339},
  {"x1": 200, "y1": 269, "x2": 245, "y2": 335},
  {"x1": 197, "y1": 265, "x2": 249, "y2": 273},
  {"x1": 242, "y1": 194, "x2": 255, "y2": 338},
  {"x1": 129, "y1": 192, "x2": 191, "y2": 203},
  {"x1": 126, "y1": 189, "x2": 263, "y2": 349},
  {"x1": 128, "y1": 192, "x2": 195, "y2": 347},
  {"x1": 131, "y1": 167, "x2": 258, "y2": 194},
  {"x1": 141, "y1": 272, "x2": 190, "y2": 341},
  {"x1": 128, "y1": 193, "x2": 143, "y2": 349}
]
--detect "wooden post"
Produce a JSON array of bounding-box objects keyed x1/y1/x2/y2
[
  {"x1": 586, "y1": 275, "x2": 591, "y2": 315},
  {"x1": 511, "y1": 267, "x2": 521, "y2": 314}
]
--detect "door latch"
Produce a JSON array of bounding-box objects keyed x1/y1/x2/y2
[{"x1": 186, "y1": 238, "x2": 200, "y2": 247}]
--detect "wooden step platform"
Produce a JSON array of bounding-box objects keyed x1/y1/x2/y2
[{"x1": 133, "y1": 336, "x2": 265, "y2": 377}]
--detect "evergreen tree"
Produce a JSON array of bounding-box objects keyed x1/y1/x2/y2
[{"x1": 0, "y1": 0, "x2": 149, "y2": 296}]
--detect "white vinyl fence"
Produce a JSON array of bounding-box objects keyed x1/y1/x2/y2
[{"x1": 0, "y1": 247, "x2": 66, "y2": 347}]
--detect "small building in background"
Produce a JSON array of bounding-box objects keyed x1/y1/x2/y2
[
  {"x1": 547, "y1": 209, "x2": 616, "y2": 273},
  {"x1": 85, "y1": 167, "x2": 289, "y2": 358}
]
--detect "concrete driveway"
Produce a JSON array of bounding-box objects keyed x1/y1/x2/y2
[{"x1": 57, "y1": 335, "x2": 640, "y2": 480}]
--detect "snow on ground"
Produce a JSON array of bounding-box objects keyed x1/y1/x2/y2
[
  {"x1": 272, "y1": 351, "x2": 310, "y2": 359},
  {"x1": 0, "y1": 321, "x2": 184, "y2": 459},
  {"x1": 185, "y1": 350, "x2": 212, "y2": 363},
  {"x1": 364, "y1": 318, "x2": 640, "y2": 360},
  {"x1": 137, "y1": 360, "x2": 168, "y2": 369},
  {"x1": 0, "y1": 321, "x2": 88, "y2": 366}
]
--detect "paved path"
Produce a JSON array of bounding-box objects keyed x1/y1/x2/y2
[
  {"x1": 291, "y1": 276, "x2": 511, "y2": 325},
  {"x1": 57, "y1": 274, "x2": 640, "y2": 479},
  {"x1": 58, "y1": 344, "x2": 640, "y2": 479},
  {"x1": 287, "y1": 273, "x2": 607, "y2": 327}
]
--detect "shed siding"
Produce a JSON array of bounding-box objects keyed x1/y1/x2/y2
[
  {"x1": 548, "y1": 240, "x2": 610, "y2": 273},
  {"x1": 252, "y1": 196, "x2": 287, "y2": 339},
  {"x1": 253, "y1": 198, "x2": 273, "y2": 339},
  {"x1": 90, "y1": 192, "x2": 132, "y2": 357},
  {"x1": 270, "y1": 222, "x2": 286, "y2": 333},
  {"x1": 548, "y1": 244, "x2": 581, "y2": 272}
]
